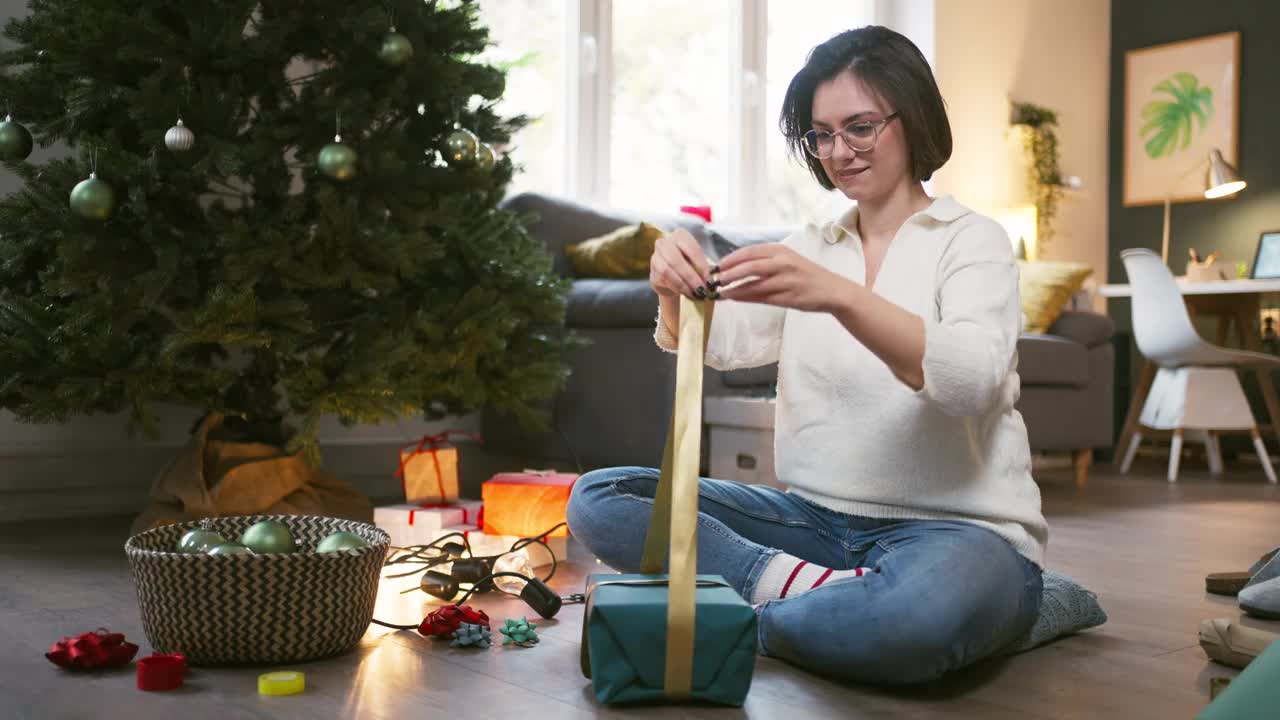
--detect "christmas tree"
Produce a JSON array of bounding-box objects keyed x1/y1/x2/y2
[{"x1": 0, "y1": 0, "x2": 572, "y2": 459}]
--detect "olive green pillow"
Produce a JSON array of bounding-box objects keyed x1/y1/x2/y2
[
  {"x1": 1017, "y1": 260, "x2": 1094, "y2": 334},
  {"x1": 565, "y1": 222, "x2": 666, "y2": 278}
]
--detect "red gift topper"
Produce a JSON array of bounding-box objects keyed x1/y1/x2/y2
[
  {"x1": 395, "y1": 430, "x2": 482, "y2": 500},
  {"x1": 46, "y1": 629, "x2": 139, "y2": 671},
  {"x1": 418, "y1": 605, "x2": 490, "y2": 638}
]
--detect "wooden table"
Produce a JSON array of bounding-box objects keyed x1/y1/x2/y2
[{"x1": 1100, "y1": 277, "x2": 1280, "y2": 467}]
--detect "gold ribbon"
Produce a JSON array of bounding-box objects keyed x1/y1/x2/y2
[{"x1": 640, "y1": 296, "x2": 713, "y2": 699}]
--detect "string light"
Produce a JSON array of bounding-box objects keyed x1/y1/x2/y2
[{"x1": 372, "y1": 523, "x2": 575, "y2": 629}]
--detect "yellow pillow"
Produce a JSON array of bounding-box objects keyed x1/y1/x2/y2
[
  {"x1": 565, "y1": 222, "x2": 666, "y2": 278},
  {"x1": 1017, "y1": 260, "x2": 1093, "y2": 334}
]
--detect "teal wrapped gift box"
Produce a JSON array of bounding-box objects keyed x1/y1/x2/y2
[{"x1": 580, "y1": 573, "x2": 758, "y2": 705}]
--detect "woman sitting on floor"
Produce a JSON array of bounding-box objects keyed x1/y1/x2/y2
[{"x1": 566, "y1": 25, "x2": 1046, "y2": 685}]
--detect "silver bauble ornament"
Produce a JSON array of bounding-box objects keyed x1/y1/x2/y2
[
  {"x1": 474, "y1": 143, "x2": 496, "y2": 172},
  {"x1": 444, "y1": 128, "x2": 478, "y2": 167},
  {"x1": 165, "y1": 118, "x2": 195, "y2": 152}
]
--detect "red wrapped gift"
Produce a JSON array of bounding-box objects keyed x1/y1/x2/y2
[{"x1": 481, "y1": 469, "x2": 578, "y2": 538}]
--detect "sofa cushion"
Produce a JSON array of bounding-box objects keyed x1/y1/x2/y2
[
  {"x1": 706, "y1": 226, "x2": 792, "y2": 260},
  {"x1": 720, "y1": 363, "x2": 779, "y2": 388},
  {"x1": 501, "y1": 192, "x2": 703, "y2": 277},
  {"x1": 565, "y1": 222, "x2": 665, "y2": 278},
  {"x1": 1046, "y1": 310, "x2": 1115, "y2": 349},
  {"x1": 500, "y1": 192, "x2": 794, "y2": 278},
  {"x1": 1018, "y1": 260, "x2": 1094, "y2": 334},
  {"x1": 1018, "y1": 334, "x2": 1088, "y2": 387},
  {"x1": 566, "y1": 279, "x2": 660, "y2": 328}
]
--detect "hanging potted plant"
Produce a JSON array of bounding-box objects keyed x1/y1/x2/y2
[{"x1": 1010, "y1": 102, "x2": 1065, "y2": 258}]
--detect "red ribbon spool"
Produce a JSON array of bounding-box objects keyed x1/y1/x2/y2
[{"x1": 136, "y1": 653, "x2": 188, "y2": 692}]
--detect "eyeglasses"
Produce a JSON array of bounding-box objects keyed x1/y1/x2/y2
[{"x1": 801, "y1": 112, "x2": 899, "y2": 159}]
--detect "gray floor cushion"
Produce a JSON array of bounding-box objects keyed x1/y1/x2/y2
[{"x1": 1004, "y1": 570, "x2": 1107, "y2": 654}]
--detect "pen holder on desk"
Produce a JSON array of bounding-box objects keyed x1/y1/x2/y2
[{"x1": 1186, "y1": 261, "x2": 1229, "y2": 282}]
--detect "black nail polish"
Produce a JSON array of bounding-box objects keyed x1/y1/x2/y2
[
  {"x1": 707, "y1": 278, "x2": 722, "y2": 289},
  {"x1": 693, "y1": 286, "x2": 706, "y2": 299},
  {"x1": 710, "y1": 263, "x2": 720, "y2": 275},
  {"x1": 709, "y1": 290, "x2": 721, "y2": 301}
]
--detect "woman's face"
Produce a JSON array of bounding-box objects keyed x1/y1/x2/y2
[{"x1": 810, "y1": 69, "x2": 911, "y2": 202}]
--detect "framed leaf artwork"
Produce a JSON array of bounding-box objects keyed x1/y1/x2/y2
[{"x1": 1124, "y1": 31, "x2": 1240, "y2": 207}]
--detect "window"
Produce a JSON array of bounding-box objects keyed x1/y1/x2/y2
[
  {"x1": 763, "y1": 0, "x2": 877, "y2": 224},
  {"x1": 609, "y1": 0, "x2": 731, "y2": 213},
  {"x1": 475, "y1": 0, "x2": 567, "y2": 197},
  {"x1": 477, "y1": 1, "x2": 932, "y2": 224}
]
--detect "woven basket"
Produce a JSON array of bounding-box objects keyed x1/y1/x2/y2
[{"x1": 125, "y1": 515, "x2": 389, "y2": 666}]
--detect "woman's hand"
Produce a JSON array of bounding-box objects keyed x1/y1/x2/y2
[
  {"x1": 650, "y1": 229, "x2": 714, "y2": 300},
  {"x1": 714, "y1": 243, "x2": 852, "y2": 313}
]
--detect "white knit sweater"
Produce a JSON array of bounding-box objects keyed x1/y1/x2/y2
[{"x1": 655, "y1": 196, "x2": 1048, "y2": 566}]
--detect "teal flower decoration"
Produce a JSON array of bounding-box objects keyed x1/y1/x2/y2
[
  {"x1": 499, "y1": 617, "x2": 539, "y2": 647},
  {"x1": 449, "y1": 622, "x2": 492, "y2": 648}
]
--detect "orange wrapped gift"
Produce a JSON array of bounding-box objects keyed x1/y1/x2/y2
[
  {"x1": 397, "y1": 431, "x2": 481, "y2": 505},
  {"x1": 481, "y1": 470, "x2": 579, "y2": 538}
]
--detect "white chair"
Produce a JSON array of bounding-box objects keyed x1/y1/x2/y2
[{"x1": 1119, "y1": 248, "x2": 1278, "y2": 483}]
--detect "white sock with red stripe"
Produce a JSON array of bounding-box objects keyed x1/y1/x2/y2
[{"x1": 750, "y1": 553, "x2": 873, "y2": 603}]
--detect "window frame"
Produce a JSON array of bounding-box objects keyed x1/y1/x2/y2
[{"x1": 544, "y1": 0, "x2": 932, "y2": 223}]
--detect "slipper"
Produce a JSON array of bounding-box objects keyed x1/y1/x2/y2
[
  {"x1": 1240, "y1": 550, "x2": 1280, "y2": 619},
  {"x1": 1205, "y1": 547, "x2": 1279, "y2": 596},
  {"x1": 1199, "y1": 618, "x2": 1278, "y2": 669}
]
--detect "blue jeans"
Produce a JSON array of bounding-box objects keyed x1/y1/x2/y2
[{"x1": 566, "y1": 466, "x2": 1042, "y2": 685}]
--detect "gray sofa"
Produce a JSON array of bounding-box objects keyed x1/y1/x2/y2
[{"x1": 483, "y1": 192, "x2": 1113, "y2": 487}]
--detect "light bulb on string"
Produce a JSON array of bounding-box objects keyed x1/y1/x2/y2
[{"x1": 493, "y1": 549, "x2": 533, "y2": 594}]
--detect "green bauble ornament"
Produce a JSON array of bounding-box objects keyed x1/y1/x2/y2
[
  {"x1": 474, "y1": 143, "x2": 496, "y2": 173},
  {"x1": 319, "y1": 137, "x2": 358, "y2": 181},
  {"x1": 239, "y1": 520, "x2": 296, "y2": 554},
  {"x1": 316, "y1": 531, "x2": 371, "y2": 553},
  {"x1": 444, "y1": 128, "x2": 478, "y2": 167},
  {"x1": 177, "y1": 528, "x2": 227, "y2": 554},
  {"x1": 207, "y1": 543, "x2": 254, "y2": 556},
  {"x1": 0, "y1": 115, "x2": 33, "y2": 161},
  {"x1": 379, "y1": 28, "x2": 414, "y2": 66},
  {"x1": 69, "y1": 172, "x2": 115, "y2": 220}
]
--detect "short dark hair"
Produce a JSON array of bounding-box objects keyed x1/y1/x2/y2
[{"x1": 779, "y1": 26, "x2": 952, "y2": 187}]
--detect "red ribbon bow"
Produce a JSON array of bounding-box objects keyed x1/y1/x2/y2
[
  {"x1": 418, "y1": 605, "x2": 490, "y2": 638},
  {"x1": 396, "y1": 430, "x2": 482, "y2": 501},
  {"x1": 46, "y1": 629, "x2": 139, "y2": 671}
]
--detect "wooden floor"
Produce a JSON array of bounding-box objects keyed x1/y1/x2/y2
[{"x1": 2, "y1": 460, "x2": 1278, "y2": 720}]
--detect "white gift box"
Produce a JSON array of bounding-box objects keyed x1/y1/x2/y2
[{"x1": 374, "y1": 499, "x2": 484, "y2": 548}]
